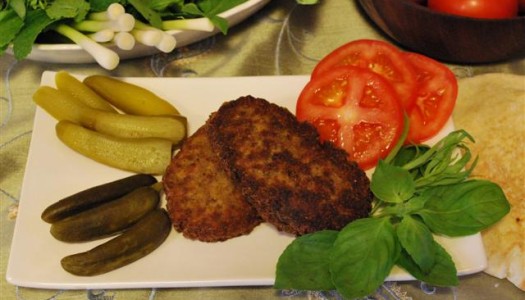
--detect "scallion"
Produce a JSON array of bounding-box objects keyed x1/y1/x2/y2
[
  {"x1": 162, "y1": 18, "x2": 215, "y2": 32},
  {"x1": 54, "y1": 24, "x2": 119, "y2": 70}
]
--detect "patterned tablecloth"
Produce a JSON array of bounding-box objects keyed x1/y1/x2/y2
[{"x1": 1, "y1": 1, "x2": 524, "y2": 299}]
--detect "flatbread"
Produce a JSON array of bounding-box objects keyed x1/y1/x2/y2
[{"x1": 453, "y1": 73, "x2": 525, "y2": 291}]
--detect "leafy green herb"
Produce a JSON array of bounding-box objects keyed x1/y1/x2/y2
[
  {"x1": 371, "y1": 160, "x2": 415, "y2": 204},
  {"x1": 274, "y1": 129, "x2": 510, "y2": 299},
  {"x1": 27, "y1": 0, "x2": 48, "y2": 10},
  {"x1": 46, "y1": 0, "x2": 90, "y2": 22},
  {"x1": 330, "y1": 218, "x2": 399, "y2": 298},
  {"x1": 0, "y1": 9, "x2": 24, "y2": 54},
  {"x1": 397, "y1": 241, "x2": 458, "y2": 286},
  {"x1": 9, "y1": 0, "x2": 26, "y2": 18},
  {"x1": 180, "y1": 0, "x2": 247, "y2": 34},
  {"x1": 416, "y1": 180, "x2": 509, "y2": 236},
  {"x1": 128, "y1": 0, "x2": 163, "y2": 29},
  {"x1": 88, "y1": 0, "x2": 118, "y2": 12},
  {"x1": 275, "y1": 230, "x2": 337, "y2": 291},
  {"x1": 396, "y1": 215, "x2": 435, "y2": 273},
  {"x1": 0, "y1": 0, "x2": 248, "y2": 63},
  {"x1": 149, "y1": 0, "x2": 185, "y2": 12},
  {"x1": 400, "y1": 130, "x2": 477, "y2": 188},
  {"x1": 12, "y1": 9, "x2": 54, "y2": 59}
]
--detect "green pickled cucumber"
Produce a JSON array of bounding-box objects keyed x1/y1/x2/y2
[
  {"x1": 34, "y1": 88, "x2": 187, "y2": 144},
  {"x1": 55, "y1": 71, "x2": 117, "y2": 113},
  {"x1": 61, "y1": 209, "x2": 171, "y2": 276},
  {"x1": 50, "y1": 186, "x2": 160, "y2": 242},
  {"x1": 55, "y1": 121, "x2": 173, "y2": 175},
  {"x1": 42, "y1": 174, "x2": 157, "y2": 223},
  {"x1": 83, "y1": 75, "x2": 181, "y2": 116}
]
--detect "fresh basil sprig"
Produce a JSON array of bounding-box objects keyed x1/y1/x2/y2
[
  {"x1": 396, "y1": 130, "x2": 478, "y2": 188},
  {"x1": 275, "y1": 129, "x2": 510, "y2": 299}
]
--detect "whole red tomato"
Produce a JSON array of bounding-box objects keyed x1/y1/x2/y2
[{"x1": 428, "y1": 0, "x2": 518, "y2": 19}]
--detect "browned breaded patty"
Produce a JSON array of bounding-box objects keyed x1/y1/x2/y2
[
  {"x1": 208, "y1": 96, "x2": 373, "y2": 235},
  {"x1": 162, "y1": 125, "x2": 262, "y2": 242}
]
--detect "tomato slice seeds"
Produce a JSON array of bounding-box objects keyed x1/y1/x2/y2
[
  {"x1": 404, "y1": 52, "x2": 458, "y2": 144},
  {"x1": 311, "y1": 39, "x2": 419, "y2": 110},
  {"x1": 297, "y1": 39, "x2": 458, "y2": 170},
  {"x1": 297, "y1": 66, "x2": 404, "y2": 170}
]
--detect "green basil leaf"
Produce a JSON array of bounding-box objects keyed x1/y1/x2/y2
[
  {"x1": 330, "y1": 217, "x2": 399, "y2": 299},
  {"x1": 402, "y1": 194, "x2": 427, "y2": 214},
  {"x1": 371, "y1": 160, "x2": 415, "y2": 203},
  {"x1": 396, "y1": 215, "x2": 435, "y2": 273},
  {"x1": 378, "y1": 194, "x2": 427, "y2": 217},
  {"x1": 275, "y1": 230, "x2": 338, "y2": 291},
  {"x1": 416, "y1": 180, "x2": 510, "y2": 236},
  {"x1": 397, "y1": 241, "x2": 459, "y2": 286}
]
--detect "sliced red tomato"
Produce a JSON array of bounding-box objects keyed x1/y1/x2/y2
[
  {"x1": 404, "y1": 52, "x2": 458, "y2": 144},
  {"x1": 311, "y1": 39, "x2": 418, "y2": 110},
  {"x1": 297, "y1": 66, "x2": 404, "y2": 170}
]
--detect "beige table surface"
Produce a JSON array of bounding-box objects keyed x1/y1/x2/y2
[{"x1": 1, "y1": 1, "x2": 524, "y2": 299}]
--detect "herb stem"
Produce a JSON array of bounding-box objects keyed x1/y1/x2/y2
[
  {"x1": 384, "y1": 113, "x2": 411, "y2": 164},
  {"x1": 370, "y1": 197, "x2": 385, "y2": 216}
]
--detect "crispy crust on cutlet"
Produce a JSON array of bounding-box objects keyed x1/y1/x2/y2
[
  {"x1": 208, "y1": 96, "x2": 373, "y2": 235},
  {"x1": 162, "y1": 125, "x2": 262, "y2": 242}
]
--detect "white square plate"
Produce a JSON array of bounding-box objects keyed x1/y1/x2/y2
[{"x1": 6, "y1": 72, "x2": 487, "y2": 290}]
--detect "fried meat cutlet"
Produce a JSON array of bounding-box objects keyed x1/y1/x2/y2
[
  {"x1": 208, "y1": 96, "x2": 373, "y2": 235},
  {"x1": 163, "y1": 125, "x2": 262, "y2": 242}
]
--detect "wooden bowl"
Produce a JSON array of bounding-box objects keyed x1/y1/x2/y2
[{"x1": 357, "y1": 0, "x2": 525, "y2": 64}]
